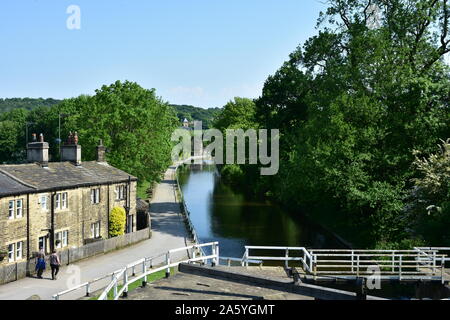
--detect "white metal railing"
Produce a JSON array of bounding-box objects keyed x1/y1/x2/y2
[
  {"x1": 415, "y1": 247, "x2": 450, "y2": 263},
  {"x1": 52, "y1": 252, "x2": 167, "y2": 300},
  {"x1": 96, "y1": 242, "x2": 219, "y2": 300},
  {"x1": 242, "y1": 246, "x2": 448, "y2": 282}
]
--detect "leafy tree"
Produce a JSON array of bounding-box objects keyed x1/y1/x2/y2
[
  {"x1": 75, "y1": 81, "x2": 179, "y2": 184},
  {"x1": 215, "y1": 0, "x2": 450, "y2": 247},
  {"x1": 406, "y1": 139, "x2": 450, "y2": 245}
]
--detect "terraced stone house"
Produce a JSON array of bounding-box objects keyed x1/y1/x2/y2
[{"x1": 0, "y1": 135, "x2": 138, "y2": 265}]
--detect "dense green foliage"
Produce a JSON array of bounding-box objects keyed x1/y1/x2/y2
[
  {"x1": 0, "y1": 98, "x2": 61, "y2": 113},
  {"x1": 0, "y1": 81, "x2": 179, "y2": 186},
  {"x1": 215, "y1": 0, "x2": 450, "y2": 248},
  {"x1": 171, "y1": 104, "x2": 221, "y2": 129}
]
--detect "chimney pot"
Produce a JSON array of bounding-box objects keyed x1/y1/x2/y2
[
  {"x1": 61, "y1": 132, "x2": 82, "y2": 165},
  {"x1": 27, "y1": 134, "x2": 49, "y2": 167},
  {"x1": 96, "y1": 140, "x2": 106, "y2": 163}
]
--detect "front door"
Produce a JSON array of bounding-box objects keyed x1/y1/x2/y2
[{"x1": 38, "y1": 236, "x2": 48, "y2": 254}]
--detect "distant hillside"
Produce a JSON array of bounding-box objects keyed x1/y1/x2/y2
[
  {"x1": 0, "y1": 98, "x2": 220, "y2": 128},
  {"x1": 0, "y1": 98, "x2": 62, "y2": 113},
  {"x1": 170, "y1": 104, "x2": 221, "y2": 129}
]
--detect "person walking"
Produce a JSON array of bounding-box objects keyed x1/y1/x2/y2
[
  {"x1": 35, "y1": 248, "x2": 46, "y2": 279},
  {"x1": 49, "y1": 250, "x2": 61, "y2": 280}
]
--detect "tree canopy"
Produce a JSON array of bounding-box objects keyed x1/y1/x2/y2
[{"x1": 215, "y1": 0, "x2": 450, "y2": 248}]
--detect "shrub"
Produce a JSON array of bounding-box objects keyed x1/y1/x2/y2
[{"x1": 109, "y1": 207, "x2": 126, "y2": 237}]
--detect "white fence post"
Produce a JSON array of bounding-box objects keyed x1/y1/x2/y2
[
  {"x1": 123, "y1": 269, "x2": 128, "y2": 298},
  {"x1": 245, "y1": 247, "x2": 249, "y2": 267},
  {"x1": 166, "y1": 252, "x2": 171, "y2": 278},
  {"x1": 85, "y1": 282, "x2": 91, "y2": 297},
  {"x1": 142, "y1": 259, "x2": 147, "y2": 287},
  {"x1": 285, "y1": 248, "x2": 289, "y2": 269}
]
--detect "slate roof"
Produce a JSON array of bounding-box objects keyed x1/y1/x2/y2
[
  {"x1": 0, "y1": 172, "x2": 34, "y2": 196},
  {"x1": 0, "y1": 161, "x2": 138, "y2": 196}
]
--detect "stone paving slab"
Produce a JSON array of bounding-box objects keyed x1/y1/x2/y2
[{"x1": 125, "y1": 271, "x2": 313, "y2": 300}]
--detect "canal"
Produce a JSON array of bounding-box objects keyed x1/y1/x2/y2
[
  {"x1": 177, "y1": 161, "x2": 445, "y2": 299},
  {"x1": 177, "y1": 161, "x2": 347, "y2": 259}
]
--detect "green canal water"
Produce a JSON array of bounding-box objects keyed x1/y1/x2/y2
[{"x1": 177, "y1": 161, "x2": 444, "y2": 299}]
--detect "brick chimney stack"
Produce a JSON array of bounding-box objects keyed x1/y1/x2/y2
[
  {"x1": 96, "y1": 139, "x2": 106, "y2": 163},
  {"x1": 61, "y1": 132, "x2": 81, "y2": 166},
  {"x1": 27, "y1": 133, "x2": 49, "y2": 167}
]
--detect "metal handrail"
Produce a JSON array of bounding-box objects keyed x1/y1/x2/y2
[
  {"x1": 96, "y1": 241, "x2": 219, "y2": 300},
  {"x1": 52, "y1": 251, "x2": 167, "y2": 300},
  {"x1": 242, "y1": 246, "x2": 447, "y2": 282}
]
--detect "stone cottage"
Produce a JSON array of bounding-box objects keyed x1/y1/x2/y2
[{"x1": 0, "y1": 134, "x2": 138, "y2": 265}]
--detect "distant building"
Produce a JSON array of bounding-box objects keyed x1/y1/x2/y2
[{"x1": 0, "y1": 134, "x2": 138, "y2": 265}]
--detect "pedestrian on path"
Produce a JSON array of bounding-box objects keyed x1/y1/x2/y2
[
  {"x1": 49, "y1": 250, "x2": 61, "y2": 280},
  {"x1": 35, "y1": 248, "x2": 46, "y2": 279}
]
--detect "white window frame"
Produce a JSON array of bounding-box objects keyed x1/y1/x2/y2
[
  {"x1": 91, "y1": 188, "x2": 100, "y2": 204},
  {"x1": 91, "y1": 222, "x2": 100, "y2": 238},
  {"x1": 55, "y1": 232, "x2": 62, "y2": 249},
  {"x1": 62, "y1": 230, "x2": 68, "y2": 247},
  {"x1": 16, "y1": 241, "x2": 22, "y2": 260},
  {"x1": 40, "y1": 195, "x2": 48, "y2": 210},
  {"x1": 8, "y1": 200, "x2": 14, "y2": 219},
  {"x1": 16, "y1": 199, "x2": 23, "y2": 218},
  {"x1": 55, "y1": 193, "x2": 61, "y2": 210},
  {"x1": 38, "y1": 236, "x2": 47, "y2": 253},
  {"x1": 62, "y1": 192, "x2": 68, "y2": 209},
  {"x1": 8, "y1": 244, "x2": 14, "y2": 262},
  {"x1": 115, "y1": 185, "x2": 126, "y2": 200}
]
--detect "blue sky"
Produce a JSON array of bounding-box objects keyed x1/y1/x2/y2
[{"x1": 0, "y1": 0, "x2": 327, "y2": 108}]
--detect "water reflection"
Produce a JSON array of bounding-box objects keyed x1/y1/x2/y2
[{"x1": 178, "y1": 163, "x2": 344, "y2": 259}]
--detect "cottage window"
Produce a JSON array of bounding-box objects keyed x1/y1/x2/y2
[
  {"x1": 62, "y1": 192, "x2": 68, "y2": 209},
  {"x1": 8, "y1": 201, "x2": 14, "y2": 219},
  {"x1": 62, "y1": 230, "x2": 68, "y2": 247},
  {"x1": 16, "y1": 199, "x2": 23, "y2": 218},
  {"x1": 91, "y1": 222, "x2": 100, "y2": 238},
  {"x1": 8, "y1": 244, "x2": 14, "y2": 262},
  {"x1": 55, "y1": 232, "x2": 61, "y2": 248},
  {"x1": 55, "y1": 193, "x2": 61, "y2": 209},
  {"x1": 55, "y1": 230, "x2": 69, "y2": 248},
  {"x1": 16, "y1": 241, "x2": 22, "y2": 260},
  {"x1": 40, "y1": 195, "x2": 48, "y2": 210},
  {"x1": 91, "y1": 188, "x2": 100, "y2": 204},
  {"x1": 38, "y1": 236, "x2": 47, "y2": 253},
  {"x1": 115, "y1": 185, "x2": 126, "y2": 200}
]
